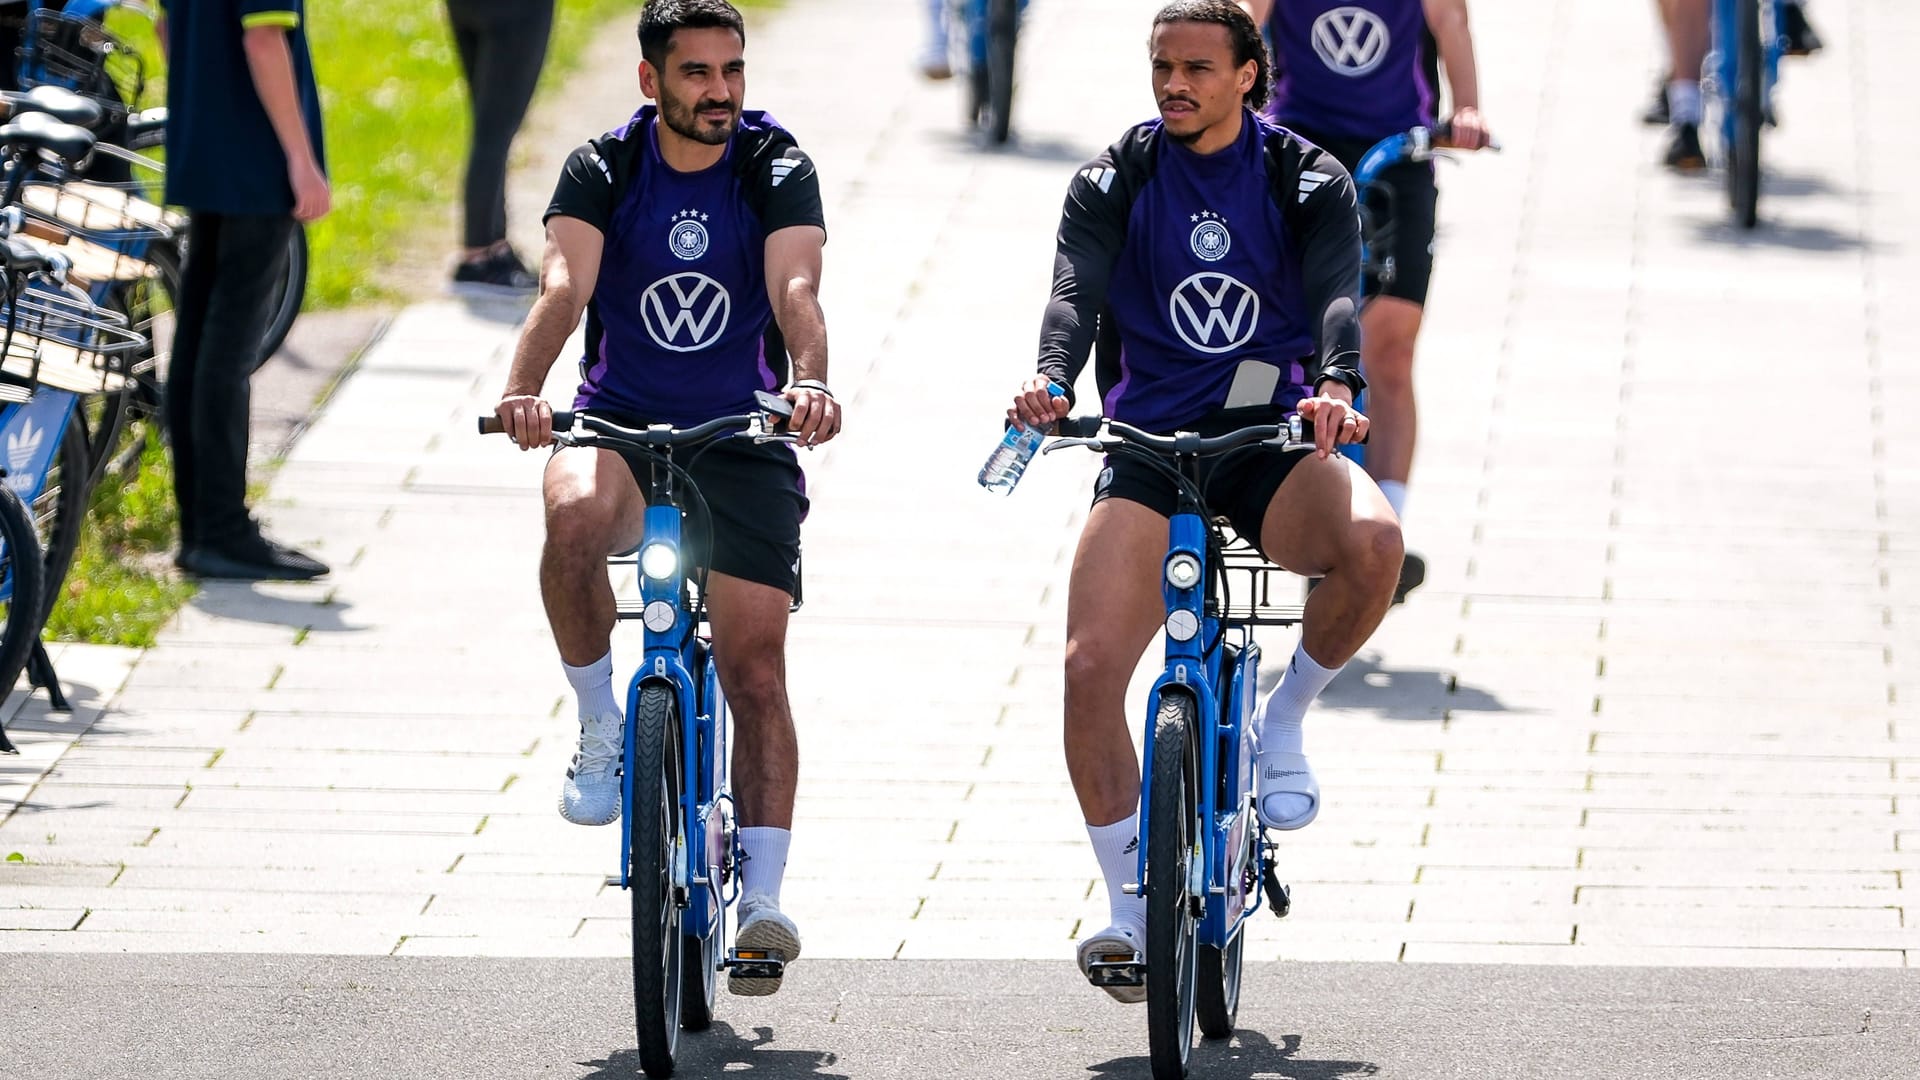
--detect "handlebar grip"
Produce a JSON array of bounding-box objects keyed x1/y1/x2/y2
[
  {"x1": 478, "y1": 411, "x2": 575, "y2": 436},
  {"x1": 1055, "y1": 416, "x2": 1103, "y2": 438}
]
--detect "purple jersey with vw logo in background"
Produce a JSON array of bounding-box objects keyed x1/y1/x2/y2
[
  {"x1": 545, "y1": 106, "x2": 825, "y2": 426},
  {"x1": 1267, "y1": 0, "x2": 1434, "y2": 140}
]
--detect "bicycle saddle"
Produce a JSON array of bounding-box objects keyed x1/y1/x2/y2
[
  {"x1": 13, "y1": 86, "x2": 106, "y2": 131},
  {"x1": 0, "y1": 111, "x2": 97, "y2": 168}
]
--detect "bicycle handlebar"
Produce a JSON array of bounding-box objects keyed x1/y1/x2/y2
[
  {"x1": 477, "y1": 409, "x2": 785, "y2": 449},
  {"x1": 1047, "y1": 414, "x2": 1354, "y2": 457}
]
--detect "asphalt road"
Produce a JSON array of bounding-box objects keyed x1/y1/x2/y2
[{"x1": 4, "y1": 955, "x2": 1913, "y2": 1079}]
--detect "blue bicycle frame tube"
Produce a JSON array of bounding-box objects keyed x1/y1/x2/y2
[
  {"x1": 618, "y1": 503, "x2": 702, "y2": 890},
  {"x1": 0, "y1": 389, "x2": 78, "y2": 508},
  {"x1": 1712, "y1": 0, "x2": 1786, "y2": 151}
]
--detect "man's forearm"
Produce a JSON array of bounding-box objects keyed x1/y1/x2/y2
[
  {"x1": 242, "y1": 27, "x2": 320, "y2": 173},
  {"x1": 504, "y1": 289, "x2": 582, "y2": 397},
  {"x1": 775, "y1": 280, "x2": 829, "y2": 385},
  {"x1": 1426, "y1": 1, "x2": 1481, "y2": 110}
]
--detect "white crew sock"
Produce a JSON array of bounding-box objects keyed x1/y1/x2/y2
[
  {"x1": 739, "y1": 826, "x2": 792, "y2": 905},
  {"x1": 1377, "y1": 479, "x2": 1409, "y2": 523},
  {"x1": 562, "y1": 653, "x2": 621, "y2": 720},
  {"x1": 1087, "y1": 814, "x2": 1146, "y2": 931},
  {"x1": 1668, "y1": 79, "x2": 1703, "y2": 125},
  {"x1": 1255, "y1": 643, "x2": 1343, "y2": 821}
]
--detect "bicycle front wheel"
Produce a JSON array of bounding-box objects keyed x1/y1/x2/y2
[
  {"x1": 1145, "y1": 691, "x2": 1200, "y2": 1079},
  {"x1": 983, "y1": 0, "x2": 1018, "y2": 144},
  {"x1": 631, "y1": 683, "x2": 686, "y2": 1078},
  {"x1": 1729, "y1": 0, "x2": 1764, "y2": 227},
  {"x1": 0, "y1": 485, "x2": 47, "y2": 751}
]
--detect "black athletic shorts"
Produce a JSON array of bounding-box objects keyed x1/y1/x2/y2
[
  {"x1": 585, "y1": 411, "x2": 808, "y2": 596},
  {"x1": 1294, "y1": 128, "x2": 1439, "y2": 307},
  {"x1": 1089, "y1": 407, "x2": 1314, "y2": 557}
]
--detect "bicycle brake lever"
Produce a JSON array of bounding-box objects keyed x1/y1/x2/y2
[{"x1": 1041, "y1": 436, "x2": 1111, "y2": 455}]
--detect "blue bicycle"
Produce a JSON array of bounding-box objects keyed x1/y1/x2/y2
[
  {"x1": 481, "y1": 393, "x2": 799, "y2": 1079},
  {"x1": 1044, "y1": 414, "x2": 1320, "y2": 1078},
  {"x1": 1710, "y1": 0, "x2": 1785, "y2": 228}
]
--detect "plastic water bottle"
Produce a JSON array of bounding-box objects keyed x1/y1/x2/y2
[{"x1": 978, "y1": 384, "x2": 1066, "y2": 495}]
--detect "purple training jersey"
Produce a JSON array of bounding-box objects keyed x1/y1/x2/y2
[
  {"x1": 545, "y1": 106, "x2": 825, "y2": 425},
  {"x1": 1099, "y1": 115, "x2": 1319, "y2": 431},
  {"x1": 1266, "y1": 0, "x2": 1435, "y2": 141}
]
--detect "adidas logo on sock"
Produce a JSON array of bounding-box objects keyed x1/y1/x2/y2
[
  {"x1": 1122, "y1": 837, "x2": 1138, "y2": 855},
  {"x1": 1264, "y1": 767, "x2": 1306, "y2": 779}
]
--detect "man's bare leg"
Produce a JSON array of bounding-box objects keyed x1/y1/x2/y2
[
  {"x1": 1062, "y1": 497, "x2": 1172, "y2": 998},
  {"x1": 705, "y1": 570, "x2": 804, "y2": 995},
  {"x1": 541, "y1": 446, "x2": 647, "y2": 826},
  {"x1": 1251, "y1": 453, "x2": 1403, "y2": 827}
]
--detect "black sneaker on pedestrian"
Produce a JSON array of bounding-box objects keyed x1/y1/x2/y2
[
  {"x1": 1663, "y1": 123, "x2": 1706, "y2": 172},
  {"x1": 1640, "y1": 73, "x2": 1670, "y2": 126},
  {"x1": 452, "y1": 247, "x2": 537, "y2": 293},
  {"x1": 177, "y1": 532, "x2": 329, "y2": 582},
  {"x1": 1782, "y1": 1, "x2": 1822, "y2": 56},
  {"x1": 1392, "y1": 552, "x2": 1426, "y2": 606}
]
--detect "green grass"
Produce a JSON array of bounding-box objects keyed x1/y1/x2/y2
[
  {"x1": 44, "y1": 433, "x2": 196, "y2": 647},
  {"x1": 110, "y1": 0, "x2": 747, "y2": 308},
  {"x1": 304, "y1": 0, "x2": 742, "y2": 308}
]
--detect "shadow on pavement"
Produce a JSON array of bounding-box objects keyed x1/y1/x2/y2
[
  {"x1": 1685, "y1": 214, "x2": 1865, "y2": 252},
  {"x1": 1261, "y1": 651, "x2": 1515, "y2": 722},
  {"x1": 186, "y1": 583, "x2": 363, "y2": 635},
  {"x1": 577, "y1": 1022, "x2": 849, "y2": 1079},
  {"x1": 1091, "y1": 1030, "x2": 1379, "y2": 1079}
]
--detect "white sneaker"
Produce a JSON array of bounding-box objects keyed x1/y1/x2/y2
[
  {"x1": 1077, "y1": 921, "x2": 1147, "y2": 1004},
  {"x1": 730, "y1": 892, "x2": 802, "y2": 997},
  {"x1": 558, "y1": 712, "x2": 622, "y2": 826}
]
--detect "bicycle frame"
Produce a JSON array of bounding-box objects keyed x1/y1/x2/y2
[
  {"x1": 1711, "y1": 0, "x2": 1784, "y2": 151},
  {"x1": 615, "y1": 451, "x2": 732, "y2": 946},
  {"x1": 1134, "y1": 465, "x2": 1265, "y2": 954}
]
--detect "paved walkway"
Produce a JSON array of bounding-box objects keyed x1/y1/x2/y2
[{"x1": 3, "y1": 0, "x2": 1917, "y2": 971}]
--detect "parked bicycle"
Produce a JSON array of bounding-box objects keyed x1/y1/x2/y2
[
  {"x1": 1041, "y1": 413, "x2": 1334, "y2": 1079},
  {"x1": 479, "y1": 394, "x2": 803, "y2": 1079},
  {"x1": 13, "y1": 0, "x2": 306, "y2": 359}
]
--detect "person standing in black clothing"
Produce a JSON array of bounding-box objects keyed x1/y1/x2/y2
[
  {"x1": 162, "y1": 0, "x2": 330, "y2": 580},
  {"x1": 445, "y1": 0, "x2": 554, "y2": 292}
]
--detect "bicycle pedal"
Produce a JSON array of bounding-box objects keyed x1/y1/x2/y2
[
  {"x1": 1086, "y1": 953, "x2": 1146, "y2": 988},
  {"x1": 725, "y1": 947, "x2": 787, "y2": 981}
]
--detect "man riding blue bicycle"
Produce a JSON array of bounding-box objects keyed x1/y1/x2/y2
[
  {"x1": 1245, "y1": 0, "x2": 1495, "y2": 603},
  {"x1": 1004, "y1": 0, "x2": 1401, "y2": 1001},
  {"x1": 493, "y1": 0, "x2": 839, "y2": 998}
]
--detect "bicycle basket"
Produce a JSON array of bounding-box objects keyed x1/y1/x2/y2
[
  {"x1": 1214, "y1": 523, "x2": 1305, "y2": 628},
  {"x1": 18, "y1": 179, "x2": 178, "y2": 245},
  {"x1": 1, "y1": 279, "x2": 147, "y2": 395},
  {"x1": 18, "y1": 10, "x2": 145, "y2": 112}
]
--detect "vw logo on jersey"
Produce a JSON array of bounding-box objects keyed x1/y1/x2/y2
[
  {"x1": 1189, "y1": 210, "x2": 1230, "y2": 263},
  {"x1": 640, "y1": 272, "x2": 731, "y2": 352},
  {"x1": 1312, "y1": 6, "x2": 1390, "y2": 76},
  {"x1": 1169, "y1": 272, "x2": 1259, "y2": 354},
  {"x1": 668, "y1": 209, "x2": 710, "y2": 261}
]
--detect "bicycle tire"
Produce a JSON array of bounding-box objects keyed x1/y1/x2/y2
[
  {"x1": 984, "y1": 0, "x2": 1017, "y2": 144},
  {"x1": 98, "y1": 238, "x2": 179, "y2": 486},
  {"x1": 631, "y1": 683, "x2": 687, "y2": 1078},
  {"x1": 0, "y1": 485, "x2": 48, "y2": 737},
  {"x1": 1194, "y1": 917, "x2": 1244, "y2": 1039},
  {"x1": 255, "y1": 225, "x2": 306, "y2": 371},
  {"x1": 32, "y1": 419, "x2": 90, "y2": 622},
  {"x1": 1729, "y1": 0, "x2": 1764, "y2": 228},
  {"x1": 1145, "y1": 691, "x2": 1200, "y2": 1080}
]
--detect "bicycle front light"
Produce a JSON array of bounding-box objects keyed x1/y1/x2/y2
[
  {"x1": 639, "y1": 542, "x2": 679, "y2": 581},
  {"x1": 1165, "y1": 553, "x2": 1202, "y2": 590}
]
